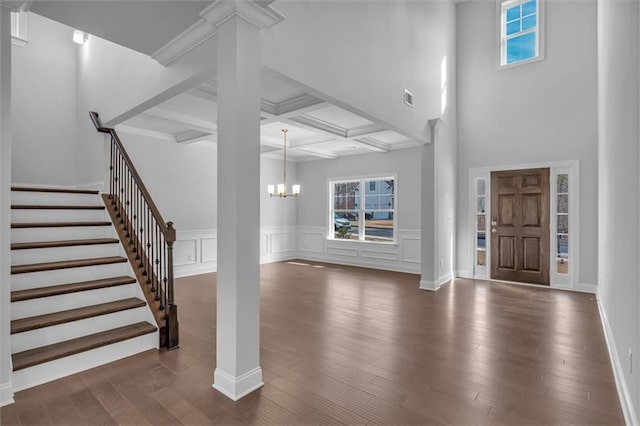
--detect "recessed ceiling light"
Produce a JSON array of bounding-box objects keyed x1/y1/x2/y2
[{"x1": 73, "y1": 30, "x2": 88, "y2": 45}]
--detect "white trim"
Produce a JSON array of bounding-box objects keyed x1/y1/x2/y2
[
  {"x1": 468, "y1": 160, "x2": 580, "y2": 290},
  {"x1": 0, "y1": 381, "x2": 14, "y2": 408},
  {"x1": 496, "y1": 0, "x2": 546, "y2": 70},
  {"x1": 597, "y1": 293, "x2": 638, "y2": 426},
  {"x1": 213, "y1": 367, "x2": 263, "y2": 401},
  {"x1": 419, "y1": 273, "x2": 452, "y2": 291},
  {"x1": 328, "y1": 174, "x2": 398, "y2": 245}
]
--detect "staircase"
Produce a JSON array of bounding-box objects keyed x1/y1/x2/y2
[{"x1": 9, "y1": 186, "x2": 158, "y2": 391}]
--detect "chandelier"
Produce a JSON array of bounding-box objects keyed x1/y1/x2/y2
[{"x1": 267, "y1": 129, "x2": 300, "y2": 198}]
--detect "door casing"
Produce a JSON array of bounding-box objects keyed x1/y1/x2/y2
[{"x1": 467, "y1": 161, "x2": 579, "y2": 290}]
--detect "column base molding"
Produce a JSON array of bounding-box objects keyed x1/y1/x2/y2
[{"x1": 213, "y1": 367, "x2": 263, "y2": 401}]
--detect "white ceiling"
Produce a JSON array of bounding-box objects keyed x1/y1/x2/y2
[
  {"x1": 31, "y1": 1, "x2": 211, "y2": 55},
  {"x1": 117, "y1": 76, "x2": 421, "y2": 162}
]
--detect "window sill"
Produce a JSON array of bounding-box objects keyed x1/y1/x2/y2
[{"x1": 496, "y1": 54, "x2": 545, "y2": 71}]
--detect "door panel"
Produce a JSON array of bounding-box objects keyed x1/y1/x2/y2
[
  {"x1": 522, "y1": 194, "x2": 541, "y2": 226},
  {"x1": 522, "y1": 237, "x2": 541, "y2": 271},
  {"x1": 499, "y1": 195, "x2": 516, "y2": 226},
  {"x1": 491, "y1": 168, "x2": 550, "y2": 285},
  {"x1": 498, "y1": 236, "x2": 516, "y2": 270}
]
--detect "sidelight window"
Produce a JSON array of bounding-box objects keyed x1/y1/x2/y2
[
  {"x1": 476, "y1": 179, "x2": 487, "y2": 267},
  {"x1": 556, "y1": 174, "x2": 569, "y2": 275}
]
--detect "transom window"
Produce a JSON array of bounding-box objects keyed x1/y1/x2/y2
[
  {"x1": 330, "y1": 176, "x2": 396, "y2": 243},
  {"x1": 500, "y1": 0, "x2": 541, "y2": 66}
]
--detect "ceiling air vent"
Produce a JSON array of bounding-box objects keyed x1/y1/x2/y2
[{"x1": 404, "y1": 89, "x2": 414, "y2": 108}]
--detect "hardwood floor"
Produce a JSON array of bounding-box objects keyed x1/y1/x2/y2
[{"x1": 1, "y1": 260, "x2": 624, "y2": 425}]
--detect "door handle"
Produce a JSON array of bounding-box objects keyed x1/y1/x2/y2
[
  {"x1": 491, "y1": 220, "x2": 497, "y2": 226},
  {"x1": 491, "y1": 228, "x2": 497, "y2": 233}
]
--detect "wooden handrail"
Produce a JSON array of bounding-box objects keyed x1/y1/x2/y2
[
  {"x1": 89, "y1": 111, "x2": 179, "y2": 350},
  {"x1": 89, "y1": 112, "x2": 174, "y2": 242}
]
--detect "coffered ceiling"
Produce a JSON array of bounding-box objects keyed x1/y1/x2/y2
[{"x1": 117, "y1": 74, "x2": 421, "y2": 162}]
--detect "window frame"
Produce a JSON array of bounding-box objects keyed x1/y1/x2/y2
[
  {"x1": 496, "y1": 0, "x2": 545, "y2": 70},
  {"x1": 328, "y1": 174, "x2": 398, "y2": 245}
]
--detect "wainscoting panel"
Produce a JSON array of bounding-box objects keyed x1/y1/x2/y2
[
  {"x1": 297, "y1": 226, "x2": 421, "y2": 274},
  {"x1": 174, "y1": 227, "x2": 298, "y2": 278}
]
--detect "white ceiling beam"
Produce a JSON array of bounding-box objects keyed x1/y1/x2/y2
[
  {"x1": 142, "y1": 108, "x2": 218, "y2": 134},
  {"x1": 115, "y1": 125, "x2": 176, "y2": 142},
  {"x1": 175, "y1": 129, "x2": 216, "y2": 144},
  {"x1": 297, "y1": 148, "x2": 338, "y2": 159},
  {"x1": 352, "y1": 137, "x2": 390, "y2": 153}
]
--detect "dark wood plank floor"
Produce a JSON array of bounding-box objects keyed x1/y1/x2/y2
[{"x1": 1, "y1": 260, "x2": 624, "y2": 425}]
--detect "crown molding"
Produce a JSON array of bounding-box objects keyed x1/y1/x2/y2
[
  {"x1": 151, "y1": 18, "x2": 217, "y2": 66},
  {"x1": 201, "y1": 0, "x2": 285, "y2": 30},
  {"x1": 152, "y1": 1, "x2": 285, "y2": 67}
]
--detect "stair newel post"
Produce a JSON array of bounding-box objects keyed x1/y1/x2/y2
[{"x1": 165, "y1": 221, "x2": 179, "y2": 349}]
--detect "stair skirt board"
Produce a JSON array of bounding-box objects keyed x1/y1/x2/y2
[
  {"x1": 12, "y1": 306, "x2": 149, "y2": 353},
  {"x1": 12, "y1": 332, "x2": 158, "y2": 392},
  {"x1": 11, "y1": 262, "x2": 130, "y2": 291},
  {"x1": 11, "y1": 283, "x2": 139, "y2": 320}
]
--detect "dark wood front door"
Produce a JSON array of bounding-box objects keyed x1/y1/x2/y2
[{"x1": 490, "y1": 168, "x2": 550, "y2": 285}]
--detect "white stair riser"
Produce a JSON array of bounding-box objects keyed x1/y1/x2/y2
[
  {"x1": 11, "y1": 284, "x2": 138, "y2": 320},
  {"x1": 11, "y1": 243, "x2": 123, "y2": 265},
  {"x1": 11, "y1": 307, "x2": 149, "y2": 353},
  {"x1": 11, "y1": 331, "x2": 158, "y2": 392},
  {"x1": 11, "y1": 209, "x2": 108, "y2": 223},
  {"x1": 11, "y1": 225, "x2": 116, "y2": 243},
  {"x1": 11, "y1": 191, "x2": 102, "y2": 206},
  {"x1": 12, "y1": 262, "x2": 130, "y2": 291}
]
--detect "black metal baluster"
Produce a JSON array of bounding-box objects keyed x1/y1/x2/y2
[
  {"x1": 109, "y1": 139, "x2": 114, "y2": 200},
  {"x1": 150, "y1": 210, "x2": 156, "y2": 292}
]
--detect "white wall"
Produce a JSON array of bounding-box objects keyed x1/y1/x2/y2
[
  {"x1": 11, "y1": 13, "x2": 78, "y2": 185},
  {"x1": 295, "y1": 148, "x2": 422, "y2": 273},
  {"x1": 456, "y1": 0, "x2": 598, "y2": 286},
  {"x1": 1, "y1": 5, "x2": 15, "y2": 408},
  {"x1": 597, "y1": 1, "x2": 640, "y2": 423},
  {"x1": 116, "y1": 132, "x2": 217, "y2": 231},
  {"x1": 263, "y1": 0, "x2": 452, "y2": 142},
  {"x1": 117, "y1": 133, "x2": 298, "y2": 277}
]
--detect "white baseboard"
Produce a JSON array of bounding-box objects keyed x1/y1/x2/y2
[
  {"x1": 419, "y1": 272, "x2": 452, "y2": 291},
  {"x1": 596, "y1": 292, "x2": 638, "y2": 426},
  {"x1": 577, "y1": 282, "x2": 598, "y2": 294},
  {"x1": 175, "y1": 262, "x2": 217, "y2": 278},
  {"x1": 455, "y1": 269, "x2": 473, "y2": 279},
  {"x1": 0, "y1": 381, "x2": 14, "y2": 408},
  {"x1": 213, "y1": 367, "x2": 263, "y2": 401},
  {"x1": 298, "y1": 252, "x2": 420, "y2": 275}
]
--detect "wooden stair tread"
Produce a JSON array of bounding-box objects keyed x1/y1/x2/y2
[
  {"x1": 11, "y1": 276, "x2": 137, "y2": 302},
  {"x1": 11, "y1": 298, "x2": 147, "y2": 334},
  {"x1": 11, "y1": 221, "x2": 112, "y2": 228},
  {"x1": 11, "y1": 187, "x2": 99, "y2": 195},
  {"x1": 12, "y1": 322, "x2": 157, "y2": 371},
  {"x1": 11, "y1": 204, "x2": 105, "y2": 210},
  {"x1": 11, "y1": 256, "x2": 127, "y2": 275},
  {"x1": 11, "y1": 238, "x2": 119, "y2": 250}
]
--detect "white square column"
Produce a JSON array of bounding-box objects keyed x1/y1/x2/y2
[
  {"x1": 203, "y1": 0, "x2": 284, "y2": 401},
  {"x1": 0, "y1": 5, "x2": 14, "y2": 407}
]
